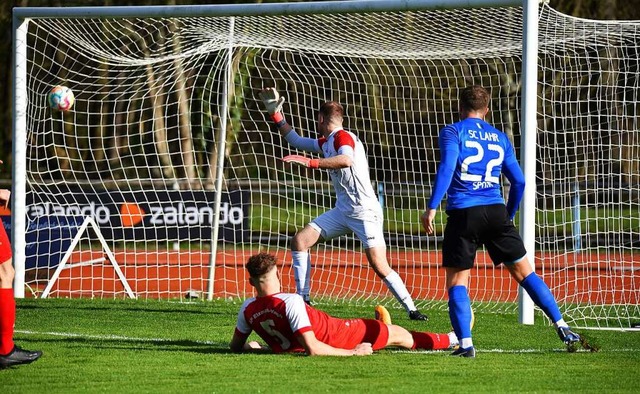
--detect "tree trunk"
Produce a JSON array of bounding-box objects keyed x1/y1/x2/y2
[{"x1": 166, "y1": 5, "x2": 197, "y2": 189}]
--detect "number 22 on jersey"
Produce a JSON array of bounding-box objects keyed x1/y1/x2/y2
[{"x1": 460, "y1": 140, "x2": 504, "y2": 185}]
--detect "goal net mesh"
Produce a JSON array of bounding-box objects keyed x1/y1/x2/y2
[{"x1": 16, "y1": 3, "x2": 639, "y2": 328}]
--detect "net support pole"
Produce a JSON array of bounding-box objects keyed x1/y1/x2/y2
[
  {"x1": 11, "y1": 15, "x2": 29, "y2": 298},
  {"x1": 207, "y1": 17, "x2": 235, "y2": 301},
  {"x1": 40, "y1": 217, "x2": 136, "y2": 299},
  {"x1": 572, "y1": 182, "x2": 581, "y2": 251},
  {"x1": 518, "y1": 0, "x2": 539, "y2": 325}
]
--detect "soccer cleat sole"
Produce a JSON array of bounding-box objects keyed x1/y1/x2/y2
[{"x1": 374, "y1": 305, "x2": 392, "y2": 325}]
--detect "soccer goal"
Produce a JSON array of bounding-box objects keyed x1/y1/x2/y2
[{"x1": 12, "y1": 0, "x2": 639, "y2": 329}]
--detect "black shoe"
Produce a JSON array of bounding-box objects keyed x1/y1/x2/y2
[
  {"x1": 408, "y1": 310, "x2": 429, "y2": 321},
  {"x1": 451, "y1": 346, "x2": 476, "y2": 358},
  {"x1": 557, "y1": 326, "x2": 580, "y2": 345},
  {"x1": 557, "y1": 326, "x2": 581, "y2": 353},
  {"x1": 0, "y1": 345, "x2": 43, "y2": 369},
  {"x1": 303, "y1": 296, "x2": 312, "y2": 306}
]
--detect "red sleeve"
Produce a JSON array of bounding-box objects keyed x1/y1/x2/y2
[
  {"x1": 234, "y1": 328, "x2": 251, "y2": 338},
  {"x1": 333, "y1": 130, "x2": 355, "y2": 152},
  {"x1": 318, "y1": 137, "x2": 327, "y2": 149}
]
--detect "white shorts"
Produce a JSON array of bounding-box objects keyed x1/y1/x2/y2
[{"x1": 309, "y1": 208, "x2": 386, "y2": 249}]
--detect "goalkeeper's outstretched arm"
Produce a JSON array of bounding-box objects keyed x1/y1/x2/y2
[{"x1": 259, "y1": 87, "x2": 319, "y2": 154}]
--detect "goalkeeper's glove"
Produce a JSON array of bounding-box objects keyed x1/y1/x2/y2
[
  {"x1": 282, "y1": 155, "x2": 320, "y2": 169},
  {"x1": 259, "y1": 88, "x2": 287, "y2": 127}
]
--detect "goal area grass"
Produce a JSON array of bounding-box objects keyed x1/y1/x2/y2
[{"x1": 3, "y1": 298, "x2": 639, "y2": 393}]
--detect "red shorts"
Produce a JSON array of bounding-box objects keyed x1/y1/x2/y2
[
  {"x1": 0, "y1": 222, "x2": 11, "y2": 264},
  {"x1": 325, "y1": 318, "x2": 389, "y2": 350}
]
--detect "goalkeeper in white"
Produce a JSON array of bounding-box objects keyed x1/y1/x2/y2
[{"x1": 259, "y1": 88, "x2": 428, "y2": 321}]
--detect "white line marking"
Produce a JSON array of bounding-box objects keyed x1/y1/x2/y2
[
  {"x1": 390, "y1": 348, "x2": 633, "y2": 354},
  {"x1": 16, "y1": 330, "x2": 635, "y2": 353},
  {"x1": 15, "y1": 330, "x2": 218, "y2": 345}
]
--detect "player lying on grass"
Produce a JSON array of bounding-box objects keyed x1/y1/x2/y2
[{"x1": 229, "y1": 253, "x2": 457, "y2": 356}]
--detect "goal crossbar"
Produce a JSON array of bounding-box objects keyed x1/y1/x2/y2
[{"x1": 13, "y1": 0, "x2": 524, "y2": 19}]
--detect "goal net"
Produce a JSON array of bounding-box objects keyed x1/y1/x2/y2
[{"x1": 12, "y1": 1, "x2": 639, "y2": 329}]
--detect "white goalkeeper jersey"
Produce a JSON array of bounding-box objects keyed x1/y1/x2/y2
[{"x1": 316, "y1": 128, "x2": 382, "y2": 218}]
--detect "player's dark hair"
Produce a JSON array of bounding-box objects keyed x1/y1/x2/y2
[
  {"x1": 318, "y1": 101, "x2": 344, "y2": 122},
  {"x1": 459, "y1": 85, "x2": 490, "y2": 112},
  {"x1": 246, "y1": 252, "x2": 278, "y2": 278}
]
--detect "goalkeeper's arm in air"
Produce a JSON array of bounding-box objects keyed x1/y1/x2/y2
[{"x1": 259, "y1": 88, "x2": 348, "y2": 169}]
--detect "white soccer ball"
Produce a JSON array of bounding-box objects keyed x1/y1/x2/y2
[
  {"x1": 48, "y1": 85, "x2": 75, "y2": 111},
  {"x1": 184, "y1": 289, "x2": 201, "y2": 299}
]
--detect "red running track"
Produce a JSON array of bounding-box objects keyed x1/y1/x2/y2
[{"x1": 38, "y1": 249, "x2": 639, "y2": 305}]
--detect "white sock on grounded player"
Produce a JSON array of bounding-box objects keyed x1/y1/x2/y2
[
  {"x1": 292, "y1": 251, "x2": 311, "y2": 299},
  {"x1": 382, "y1": 270, "x2": 417, "y2": 313},
  {"x1": 303, "y1": 252, "x2": 311, "y2": 298},
  {"x1": 448, "y1": 332, "x2": 459, "y2": 348}
]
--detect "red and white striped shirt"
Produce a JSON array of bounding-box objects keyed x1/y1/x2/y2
[
  {"x1": 317, "y1": 128, "x2": 382, "y2": 218},
  {"x1": 285, "y1": 126, "x2": 381, "y2": 219},
  {"x1": 235, "y1": 292, "x2": 384, "y2": 353}
]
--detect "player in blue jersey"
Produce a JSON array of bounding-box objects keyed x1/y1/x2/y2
[{"x1": 421, "y1": 85, "x2": 581, "y2": 357}]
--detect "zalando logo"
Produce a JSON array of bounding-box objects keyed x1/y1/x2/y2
[
  {"x1": 148, "y1": 202, "x2": 243, "y2": 226},
  {"x1": 27, "y1": 201, "x2": 244, "y2": 227},
  {"x1": 120, "y1": 202, "x2": 145, "y2": 227},
  {"x1": 27, "y1": 202, "x2": 111, "y2": 225}
]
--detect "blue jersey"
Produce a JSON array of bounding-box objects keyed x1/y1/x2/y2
[{"x1": 428, "y1": 118, "x2": 525, "y2": 219}]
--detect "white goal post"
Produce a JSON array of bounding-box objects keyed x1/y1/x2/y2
[{"x1": 11, "y1": 0, "x2": 639, "y2": 330}]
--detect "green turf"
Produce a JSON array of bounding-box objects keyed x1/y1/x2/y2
[{"x1": 3, "y1": 298, "x2": 639, "y2": 393}]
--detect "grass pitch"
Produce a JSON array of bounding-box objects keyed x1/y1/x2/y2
[{"x1": 2, "y1": 298, "x2": 639, "y2": 393}]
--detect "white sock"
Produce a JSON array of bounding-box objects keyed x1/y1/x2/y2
[
  {"x1": 292, "y1": 251, "x2": 311, "y2": 298},
  {"x1": 382, "y1": 270, "x2": 416, "y2": 313},
  {"x1": 448, "y1": 332, "x2": 459, "y2": 349},
  {"x1": 303, "y1": 252, "x2": 311, "y2": 299},
  {"x1": 554, "y1": 319, "x2": 568, "y2": 328},
  {"x1": 461, "y1": 338, "x2": 474, "y2": 349}
]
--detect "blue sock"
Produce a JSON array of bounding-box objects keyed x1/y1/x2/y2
[
  {"x1": 448, "y1": 285, "x2": 472, "y2": 345},
  {"x1": 520, "y1": 272, "x2": 562, "y2": 323}
]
